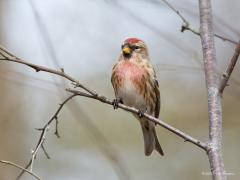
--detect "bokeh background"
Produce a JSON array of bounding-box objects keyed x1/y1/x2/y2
[{"x1": 0, "y1": 0, "x2": 239, "y2": 179}]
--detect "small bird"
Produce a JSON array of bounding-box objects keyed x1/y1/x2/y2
[{"x1": 111, "y1": 38, "x2": 164, "y2": 156}]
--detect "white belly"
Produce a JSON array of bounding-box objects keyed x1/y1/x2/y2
[{"x1": 117, "y1": 78, "x2": 146, "y2": 110}]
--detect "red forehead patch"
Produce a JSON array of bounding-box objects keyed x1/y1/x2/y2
[{"x1": 125, "y1": 38, "x2": 142, "y2": 44}]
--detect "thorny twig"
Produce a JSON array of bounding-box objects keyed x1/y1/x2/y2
[{"x1": 160, "y1": 0, "x2": 238, "y2": 45}]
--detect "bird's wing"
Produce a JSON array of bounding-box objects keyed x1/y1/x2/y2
[
  {"x1": 111, "y1": 64, "x2": 117, "y2": 85},
  {"x1": 153, "y1": 72, "x2": 161, "y2": 118},
  {"x1": 153, "y1": 69, "x2": 161, "y2": 118},
  {"x1": 111, "y1": 63, "x2": 119, "y2": 97}
]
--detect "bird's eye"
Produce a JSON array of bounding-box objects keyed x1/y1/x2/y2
[{"x1": 133, "y1": 46, "x2": 140, "y2": 50}]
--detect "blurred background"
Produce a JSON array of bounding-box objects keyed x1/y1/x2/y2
[{"x1": 0, "y1": 0, "x2": 239, "y2": 179}]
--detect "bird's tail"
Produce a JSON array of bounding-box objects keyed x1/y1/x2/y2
[{"x1": 141, "y1": 122, "x2": 164, "y2": 156}]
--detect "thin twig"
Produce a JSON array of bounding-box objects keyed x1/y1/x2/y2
[
  {"x1": 0, "y1": 160, "x2": 41, "y2": 180},
  {"x1": 54, "y1": 117, "x2": 60, "y2": 138},
  {"x1": 161, "y1": 0, "x2": 188, "y2": 24},
  {"x1": 16, "y1": 94, "x2": 76, "y2": 179},
  {"x1": 214, "y1": 34, "x2": 238, "y2": 45},
  {"x1": 0, "y1": 46, "x2": 96, "y2": 96},
  {"x1": 161, "y1": 0, "x2": 238, "y2": 45},
  {"x1": 66, "y1": 89, "x2": 207, "y2": 150},
  {"x1": 41, "y1": 144, "x2": 51, "y2": 159},
  {"x1": 219, "y1": 41, "x2": 240, "y2": 95},
  {"x1": 30, "y1": 126, "x2": 49, "y2": 172},
  {"x1": 198, "y1": 0, "x2": 226, "y2": 179}
]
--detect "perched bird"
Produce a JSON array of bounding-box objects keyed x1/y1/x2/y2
[{"x1": 111, "y1": 38, "x2": 164, "y2": 156}]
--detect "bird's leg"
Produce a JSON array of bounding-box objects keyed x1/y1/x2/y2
[
  {"x1": 138, "y1": 107, "x2": 147, "y2": 118},
  {"x1": 112, "y1": 98, "x2": 122, "y2": 109}
]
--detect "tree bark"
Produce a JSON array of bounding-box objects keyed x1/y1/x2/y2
[{"x1": 198, "y1": 0, "x2": 226, "y2": 180}]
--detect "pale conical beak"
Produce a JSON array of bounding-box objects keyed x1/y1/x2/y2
[
  {"x1": 122, "y1": 46, "x2": 132, "y2": 55},
  {"x1": 122, "y1": 46, "x2": 132, "y2": 57}
]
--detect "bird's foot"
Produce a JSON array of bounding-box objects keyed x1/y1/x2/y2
[
  {"x1": 138, "y1": 108, "x2": 147, "y2": 118},
  {"x1": 112, "y1": 99, "x2": 120, "y2": 109}
]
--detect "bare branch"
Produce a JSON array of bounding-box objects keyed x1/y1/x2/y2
[
  {"x1": 0, "y1": 160, "x2": 41, "y2": 180},
  {"x1": 66, "y1": 89, "x2": 207, "y2": 150},
  {"x1": 161, "y1": 0, "x2": 238, "y2": 45},
  {"x1": 198, "y1": 0, "x2": 226, "y2": 179},
  {"x1": 219, "y1": 41, "x2": 240, "y2": 95},
  {"x1": 17, "y1": 94, "x2": 76, "y2": 179},
  {"x1": 161, "y1": 0, "x2": 188, "y2": 25},
  {"x1": 213, "y1": 34, "x2": 238, "y2": 45},
  {"x1": 0, "y1": 45, "x2": 95, "y2": 96},
  {"x1": 30, "y1": 126, "x2": 48, "y2": 172}
]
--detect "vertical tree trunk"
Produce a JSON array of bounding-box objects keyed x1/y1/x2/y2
[{"x1": 198, "y1": 0, "x2": 226, "y2": 180}]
